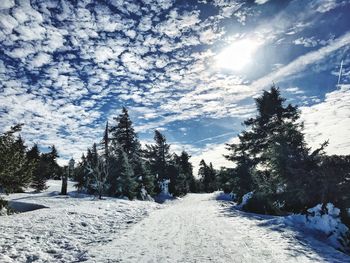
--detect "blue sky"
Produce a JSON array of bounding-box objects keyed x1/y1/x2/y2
[{"x1": 0, "y1": 0, "x2": 349, "y2": 171}]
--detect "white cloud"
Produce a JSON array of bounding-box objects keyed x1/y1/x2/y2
[
  {"x1": 255, "y1": 0, "x2": 270, "y2": 5},
  {"x1": 285, "y1": 87, "x2": 305, "y2": 94},
  {"x1": 31, "y1": 52, "x2": 51, "y2": 67},
  {"x1": 311, "y1": 0, "x2": 340, "y2": 13},
  {"x1": 0, "y1": 0, "x2": 14, "y2": 10},
  {"x1": 190, "y1": 138, "x2": 237, "y2": 175},
  {"x1": 15, "y1": 23, "x2": 46, "y2": 41},
  {"x1": 251, "y1": 31, "x2": 350, "y2": 90},
  {"x1": 301, "y1": 85, "x2": 350, "y2": 155},
  {"x1": 6, "y1": 44, "x2": 36, "y2": 59},
  {"x1": 1, "y1": 0, "x2": 349, "y2": 166},
  {"x1": 95, "y1": 46, "x2": 115, "y2": 63},
  {"x1": 0, "y1": 13, "x2": 18, "y2": 33}
]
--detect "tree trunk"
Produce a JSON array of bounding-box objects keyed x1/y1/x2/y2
[{"x1": 61, "y1": 174, "x2": 68, "y2": 195}]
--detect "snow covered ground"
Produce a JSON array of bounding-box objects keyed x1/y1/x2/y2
[
  {"x1": 0, "y1": 181, "x2": 160, "y2": 262},
  {"x1": 1, "y1": 183, "x2": 350, "y2": 262}
]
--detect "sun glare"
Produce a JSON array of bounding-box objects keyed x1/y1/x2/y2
[{"x1": 216, "y1": 38, "x2": 261, "y2": 71}]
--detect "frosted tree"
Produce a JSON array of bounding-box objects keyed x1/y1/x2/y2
[{"x1": 86, "y1": 154, "x2": 110, "y2": 199}]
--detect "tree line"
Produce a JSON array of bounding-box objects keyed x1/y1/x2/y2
[
  {"x1": 0, "y1": 124, "x2": 61, "y2": 194},
  {"x1": 0, "y1": 108, "x2": 211, "y2": 202},
  {"x1": 1, "y1": 86, "x2": 349, "y2": 227},
  {"x1": 72, "y1": 107, "x2": 202, "y2": 200}
]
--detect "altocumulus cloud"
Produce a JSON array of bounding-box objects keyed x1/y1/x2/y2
[{"x1": 0, "y1": 0, "x2": 349, "y2": 168}]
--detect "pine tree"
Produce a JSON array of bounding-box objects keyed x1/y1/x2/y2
[
  {"x1": 208, "y1": 163, "x2": 217, "y2": 191},
  {"x1": 216, "y1": 168, "x2": 235, "y2": 194},
  {"x1": 178, "y1": 151, "x2": 195, "y2": 192},
  {"x1": 133, "y1": 158, "x2": 155, "y2": 199},
  {"x1": 116, "y1": 149, "x2": 137, "y2": 199},
  {"x1": 74, "y1": 154, "x2": 87, "y2": 192},
  {"x1": 198, "y1": 160, "x2": 208, "y2": 192},
  {"x1": 101, "y1": 121, "x2": 110, "y2": 158},
  {"x1": 198, "y1": 160, "x2": 217, "y2": 193},
  {"x1": 225, "y1": 86, "x2": 326, "y2": 213},
  {"x1": 84, "y1": 143, "x2": 99, "y2": 194},
  {"x1": 145, "y1": 130, "x2": 171, "y2": 182},
  {"x1": 0, "y1": 124, "x2": 33, "y2": 193},
  {"x1": 41, "y1": 145, "x2": 61, "y2": 180},
  {"x1": 27, "y1": 144, "x2": 47, "y2": 192},
  {"x1": 169, "y1": 151, "x2": 195, "y2": 196},
  {"x1": 110, "y1": 107, "x2": 140, "y2": 159}
]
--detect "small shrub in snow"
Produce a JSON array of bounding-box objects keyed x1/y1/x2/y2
[
  {"x1": 286, "y1": 203, "x2": 350, "y2": 253},
  {"x1": 0, "y1": 197, "x2": 9, "y2": 216},
  {"x1": 139, "y1": 186, "x2": 154, "y2": 201}
]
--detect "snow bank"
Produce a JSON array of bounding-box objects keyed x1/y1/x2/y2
[
  {"x1": 0, "y1": 199, "x2": 8, "y2": 216},
  {"x1": 154, "y1": 193, "x2": 174, "y2": 203},
  {"x1": 0, "y1": 206, "x2": 7, "y2": 216},
  {"x1": 154, "y1": 179, "x2": 174, "y2": 203},
  {"x1": 237, "y1": 191, "x2": 253, "y2": 209},
  {"x1": 285, "y1": 203, "x2": 350, "y2": 252},
  {"x1": 215, "y1": 191, "x2": 236, "y2": 201}
]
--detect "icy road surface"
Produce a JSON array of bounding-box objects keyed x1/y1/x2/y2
[{"x1": 91, "y1": 193, "x2": 350, "y2": 263}]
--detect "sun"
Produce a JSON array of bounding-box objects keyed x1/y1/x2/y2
[{"x1": 216, "y1": 38, "x2": 261, "y2": 71}]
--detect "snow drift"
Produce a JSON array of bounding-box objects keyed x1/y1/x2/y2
[{"x1": 285, "y1": 203, "x2": 350, "y2": 253}]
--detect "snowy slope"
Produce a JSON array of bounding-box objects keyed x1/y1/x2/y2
[
  {"x1": 0, "y1": 181, "x2": 160, "y2": 262},
  {"x1": 1, "y1": 185, "x2": 350, "y2": 262}
]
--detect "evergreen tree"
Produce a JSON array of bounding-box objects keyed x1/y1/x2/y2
[
  {"x1": 216, "y1": 168, "x2": 235, "y2": 194},
  {"x1": 225, "y1": 140, "x2": 255, "y2": 197},
  {"x1": 89, "y1": 155, "x2": 109, "y2": 199},
  {"x1": 311, "y1": 155, "x2": 350, "y2": 211},
  {"x1": 27, "y1": 144, "x2": 47, "y2": 192},
  {"x1": 84, "y1": 143, "x2": 99, "y2": 194},
  {"x1": 116, "y1": 149, "x2": 137, "y2": 199},
  {"x1": 40, "y1": 145, "x2": 61, "y2": 180},
  {"x1": 169, "y1": 151, "x2": 195, "y2": 196},
  {"x1": 0, "y1": 124, "x2": 34, "y2": 193},
  {"x1": 110, "y1": 107, "x2": 140, "y2": 159},
  {"x1": 198, "y1": 160, "x2": 217, "y2": 193},
  {"x1": 133, "y1": 158, "x2": 154, "y2": 198},
  {"x1": 225, "y1": 86, "x2": 326, "y2": 213},
  {"x1": 107, "y1": 141, "x2": 120, "y2": 196},
  {"x1": 101, "y1": 121, "x2": 110, "y2": 158},
  {"x1": 198, "y1": 160, "x2": 208, "y2": 192},
  {"x1": 145, "y1": 130, "x2": 171, "y2": 183},
  {"x1": 178, "y1": 151, "x2": 195, "y2": 192},
  {"x1": 74, "y1": 154, "x2": 87, "y2": 192}
]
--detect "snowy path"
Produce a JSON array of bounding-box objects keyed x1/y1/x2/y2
[{"x1": 90, "y1": 193, "x2": 349, "y2": 263}]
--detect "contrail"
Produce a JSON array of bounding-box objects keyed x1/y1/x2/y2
[
  {"x1": 193, "y1": 131, "x2": 237, "y2": 144},
  {"x1": 337, "y1": 59, "x2": 343, "y2": 86}
]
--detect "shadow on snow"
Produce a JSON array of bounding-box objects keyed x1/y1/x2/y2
[{"x1": 216, "y1": 200, "x2": 350, "y2": 263}]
